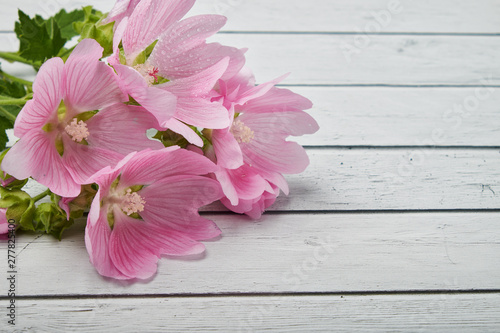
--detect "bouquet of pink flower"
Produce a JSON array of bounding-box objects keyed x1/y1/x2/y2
[{"x1": 0, "y1": 0, "x2": 318, "y2": 280}]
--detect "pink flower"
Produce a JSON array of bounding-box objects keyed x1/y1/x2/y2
[
  {"x1": 103, "y1": 0, "x2": 142, "y2": 26},
  {"x1": 109, "y1": 0, "x2": 245, "y2": 145},
  {"x1": 85, "y1": 147, "x2": 223, "y2": 280},
  {"x1": 1, "y1": 39, "x2": 163, "y2": 197},
  {"x1": 209, "y1": 69, "x2": 319, "y2": 217},
  {"x1": 220, "y1": 182, "x2": 280, "y2": 220},
  {"x1": 0, "y1": 208, "x2": 9, "y2": 235}
]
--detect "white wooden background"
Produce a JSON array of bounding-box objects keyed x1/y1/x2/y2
[{"x1": 1, "y1": 0, "x2": 500, "y2": 331}]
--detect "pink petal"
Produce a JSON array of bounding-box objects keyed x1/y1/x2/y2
[
  {"x1": 242, "y1": 139, "x2": 310, "y2": 175},
  {"x1": 243, "y1": 86, "x2": 313, "y2": 114},
  {"x1": 113, "y1": 64, "x2": 177, "y2": 125},
  {"x1": 240, "y1": 110, "x2": 319, "y2": 139},
  {"x1": 122, "y1": 0, "x2": 195, "y2": 60},
  {"x1": 85, "y1": 200, "x2": 130, "y2": 279},
  {"x1": 161, "y1": 57, "x2": 229, "y2": 97},
  {"x1": 212, "y1": 128, "x2": 244, "y2": 169},
  {"x1": 86, "y1": 152, "x2": 137, "y2": 190},
  {"x1": 14, "y1": 58, "x2": 64, "y2": 137},
  {"x1": 160, "y1": 58, "x2": 231, "y2": 129},
  {"x1": 215, "y1": 165, "x2": 268, "y2": 206},
  {"x1": 154, "y1": 15, "x2": 227, "y2": 57},
  {"x1": 85, "y1": 104, "x2": 164, "y2": 155},
  {"x1": 234, "y1": 74, "x2": 288, "y2": 106},
  {"x1": 64, "y1": 39, "x2": 126, "y2": 112},
  {"x1": 140, "y1": 176, "x2": 222, "y2": 240},
  {"x1": 260, "y1": 170, "x2": 289, "y2": 195},
  {"x1": 0, "y1": 208, "x2": 9, "y2": 235},
  {"x1": 118, "y1": 148, "x2": 218, "y2": 187},
  {"x1": 173, "y1": 96, "x2": 229, "y2": 129},
  {"x1": 104, "y1": 0, "x2": 141, "y2": 25},
  {"x1": 109, "y1": 206, "x2": 205, "y2": 279},
  {"x1": 61, "y1": 134, "x2": 124, "y2": 185},
  {"x1": 153, "y1": 42, "x2": 245, "y2": 80},
  {"x1": 220, "y1": 185, "x2": 279, "y2": 219},
  {"x1": 162, "y1": 118, "x2": 203, "y2": 147},
  {"x1": 2, "y1": 130, "x2": 80, "y2": 197},
  {"x1": 150, "y1": 14, "x2": 234, "y2": 79},
  {"x1": 108, "y1": 17, "x2": 129, "y2": 67}
]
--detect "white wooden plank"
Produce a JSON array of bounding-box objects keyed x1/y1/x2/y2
[
  {"x1": 10, "y1": 294, "x2": 500, "y2": 332},
  {"x1": 296, "y1": 87, "x2": 500, "y2": 147},
  {"x1": 1, "y1": 0, "x2": 499, "y2": 33},
  {"x1": 266, "y1": 149, "x2": 500, "y2": 211},
  {"x1": 210, "y1": 34, "x2": 500, "y2": 85},
  {"x1": 2, "y1": 33, "x2": 499, "y2": 85},
  {"x1": 20, "y1": 149, "x2": 500, "y2": 211},
  {"x1": 3, "y1": 212, "x2": 500, "y2": 296}
]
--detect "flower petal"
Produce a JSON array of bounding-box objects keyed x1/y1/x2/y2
[
  {"x1": 85, "y1": 200, "x2": 130, "y2": 279},
  {"x1": 14, "y1": 58, "x2": 64, "y2": 137},
  {"x1": 221, "y1": 184, "x2": 279, "y2": 219},
  {"x1": 122, "y1": 0, "x2": 195, "y2": 60},
  {"x1": 64, "y1": 39, "x2": 126, "y2": 112},
  {"x1": 240, "y1": 110, "x2": 319, "y2": 139},
  {"x1": 140, "y1": 176, "x2": 222, "y2": 240},
  {"x1": 85, "y1": 103, "x2": 164, "y2": 155},
  {"x1": 162, "y1": 118, "x2": 203, "y2": 147},
  {"x1": 215, "y1": 165, "x2": 268, "y2": 205},
  {"x1": 104, "y1": 0, "x2": 141, "y2": 25},
  {"x1": 212, "y1": 128, "x2": 244, "y2": 169},
  {"x1": 113, "y1": 64, "x2": 177, "y2": 125},
  {"x1": 153, "y1": 41, "x2": 245, "y2": 81},
  {"x1": 242, "y1": 138, "x2": 310, "y2": 175},
  {"x1": 118, "y1": 148, "x2": 218, "y2": 187},
  {"x1": 243, "y1": 86, "x2": 313, "y2": 114},
  {"x1": 150, "y1": 14, "x2": 240, "y2": 79},
  {"x1": 61, "y1": 134, "x2": 124, "y2": 185},
  {"x1": 2, "y1": 130, "x2": 80, "y2": 197},
  {"x1": 160, "y1": 58, "x2": 231, "y2": 129},
  {"x1": 109, "y1": 206, "x2": 206, "y2": 279}
]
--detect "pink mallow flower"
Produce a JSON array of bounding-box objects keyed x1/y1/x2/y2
[
  {"x1": 209, "y1": 69, "x2": 319, "y2": 218},
  {"x1": 1, "y1": 39, "x2": 163, "y2": 198},
  {"x1": 85, "y1": 147, "x2": 223, "y2": 280},
  {"x1": 109, "y1": 0, "x2": 245, "y2": 146},
  {"x1": 0, "y1": 208, "x2": 9, "y2": 235}
]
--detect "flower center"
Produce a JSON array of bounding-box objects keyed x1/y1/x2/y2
[
  {"x1": 134, "y1": 63, "x2": 159, "y2": 86},
  {"x1": 65, "y1": 118, "x2": 89, "y2": 143},
  {"x1": 231, "y1": 119, "x2": 254, "y2": 144},
  {"x1": 121, "y1": 188, "x2": 146, "y2": 216}
]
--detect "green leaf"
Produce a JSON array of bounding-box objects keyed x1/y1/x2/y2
[
  {"x1": 0, "y1": 116, "x2": 11, "y2": 150},
  {"x1": 54, "y1": 8, "x2": 85, "y2": 39},
  {"x1": 14, "y1": 10, "x2": 67, "y2": 63},
  {"x1": 74, "y1": 6, "x2": 114, "y2": 56},
  {"x1": 0, "y1": 187, "x2": 36, "y2": 231},
  {"x1": 0, "y1": 74, "x2": 27, "y2": 149},
  {"x1": 0, "y1": 74, "x2": 27, "y2": 98},
  {"x1": 34, "y1": 202, "x2": 74, "y2": 240}
]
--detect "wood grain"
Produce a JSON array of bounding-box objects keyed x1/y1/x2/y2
[
  {"x1": 2, "y1": 33, "x2": 499, "y2": 85},
  {"x1": 9, "y1": 294, "x2": 500, "y2": 332},
  {"x1": 5, "y1": 212, "x2": 500, "y2": 296},
  {"x1": 1, "y1": 0, "x2": 499, "y2": 33}
]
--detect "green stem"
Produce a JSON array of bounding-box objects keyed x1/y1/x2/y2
[
  {"x1": 33, "y1": 189, "x2": 51, "y2": 203},
  {"x1": 0, "y1": 95, "x2": 32, "y2": 106},
  {"x1": 0, "y1": 71, "x2": 33, "y2": 87},
  {"x1": 0, "y1": 106, "x2": 17, "y2": 122},
  {"x1": 0, "y1": 52, "x2": 41, "y2": 67}
]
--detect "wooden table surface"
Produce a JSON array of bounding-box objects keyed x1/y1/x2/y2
[{"x1": 1, "y1": 0, "x2": 500, "y2": 331}]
